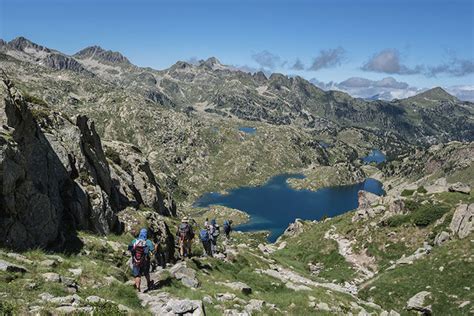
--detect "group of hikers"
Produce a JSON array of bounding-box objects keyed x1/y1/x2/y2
[{"x1": 128, "y1": 217, "x2": 233, "y2": 292}]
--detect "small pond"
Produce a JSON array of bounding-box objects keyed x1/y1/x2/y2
[
  {"x1": 238, "y1": 127, "x2": 257, "y2": 134},
  {"x1": 362, "y1": 149, "x2": 386, "y2": 164}
]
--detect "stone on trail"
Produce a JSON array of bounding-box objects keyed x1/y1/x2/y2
[
  {"x1": 216, "y1": 293, "x2": 237, "y2": 302},
  {"x1": 55, "y1": 306, "x2": 77, "y2": 314},
  {"x1": 224, "y1": 309, "x2": 250, "y2": 316},
  {"x1": 6, "y1": 252, "x2": 33, "y2": 265},
  {"x1": 41, "y1": 272, "x2": 61, "y2": 283},
  {"x1": 86, "y1": 295, "x2": 106, "y2": 304},
  {"x1": 68, "y1": 268, "x2": 83, "y2": 277},
  {"x1": 406, "y1": 291, "x2": 432, "y2": 314},
  {"x1": 139, "y1": 292, "x2": 204, "y2": 315},
  {"x1": 39, "y1": 259, "x2": 57, "y2": 267},
  {"x1": 316, "y1": 302, "x2": 331, "y2": 311},
  {"x1": 0, "y1": 259, "x2": 28, "y2": 273},
  {"x1": 245, "y1": 299, "x2": 265, "y2": 312},
  {"x1": 169, "y1": 262, "x2": 200, "y2": 288}
]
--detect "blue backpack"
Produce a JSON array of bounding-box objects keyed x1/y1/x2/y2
[{"x1": 199, "y1": 229, "x2": 210, "y2": 242}]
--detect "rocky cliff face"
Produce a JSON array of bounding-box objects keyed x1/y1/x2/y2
[{"x1": 0, "y1": 78, "x2": 173, "y2": 250}]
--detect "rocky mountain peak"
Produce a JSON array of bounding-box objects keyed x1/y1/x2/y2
[
  {"x1": 74, "y1": 45, "x2": 131, "y2": 65},
  {"x1": 408, "y1": 87, "x2": 458, "y2": 103},
  {"x1": 199, "y1": 57, "x2": 227, "y2": 70},
  {"x1": 252, "y1": 71, "x2": 268, "y2": 82},
  {"x1": 8, "y1": 36, "x2": 50, "y2": 53}
]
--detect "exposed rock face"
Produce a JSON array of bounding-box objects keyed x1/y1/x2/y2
[
  {"x1": 358, "y1": 190, "x2": 381, "y2": 209},
  {"x1": 42, "y1": 53, "x2": 88, "y2": 73},
  {"x1": 105, "y1": 141, "x2": 175, "y2": 216},
  {"x1": 0, "y1": 78, "x2": 173, "y2": 250},
  {"x1": 450, "y1": 204, "x2": 473, "y2": 239},
  {"x1": 448, "y1": 182, "x2": 471, "y2": 194},
  {"x1": 74, "y1": 45, "x2": 131, "y2": 65},
  {"x1": 352, "y1": 190, "x2": 384, "y2": 222},
  {"x1": 280, "y1": 218, "x2": 305, "y2": 239}
]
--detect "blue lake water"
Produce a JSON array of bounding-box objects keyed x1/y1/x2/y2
[
  {"x1": 362, "y1": 149, "x2": 386, "y2": 164},
  {"x1": 239, "y1": 127, "x2": 257, "y2": 134},
  {"x1": 194, "y1": 174, "x2": 384, "y2": 242}
]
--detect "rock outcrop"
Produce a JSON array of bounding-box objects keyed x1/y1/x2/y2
[
  {"x1": 406, "y1": 291, "x2": 432, "y2": 314},
  {"x1": 449, "y1": 204, "x2": 473, "y2": 239},
  {"x1": 448, "y1": 182, "x2": 471, "y2": 194},
  {"x1": 0, "y1": 77, "x2": 173, "y2": 250}
]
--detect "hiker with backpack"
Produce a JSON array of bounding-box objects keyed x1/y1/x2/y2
[
  {"x1": 176, "y1": 217, "x2": 194, "y2": 259},
  {"x1": 223, "y1": 219, "x2": 233, "y2": 239},
  {"x1": 209, "y1": 219, "x2": 220, "y2": 256},
  {"x1": 199, "y1": 227, "x2": 212, "y2": 256},
  {"x1": 128, "y1": 228, "x2": 154, "y2": 292}
]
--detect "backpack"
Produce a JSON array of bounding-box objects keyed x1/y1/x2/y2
[
  {"x1": 224, "y1": 221, "x2": 231, "y2": 233},
  {"x1": 179, "y1": 223, "x2": 192, "y2": 240},
  {"x1": 132, "y1": 239, "x2": 148, "y2": 267},
  {"x1": 211, "y1": 225, "x2": 220, "y2": 238},
  {"x1": 199, "y1": 229, "x2": 210, "y2": 242}
]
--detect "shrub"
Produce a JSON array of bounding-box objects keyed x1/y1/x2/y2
[
  {"x1": 386, "y1": 214, "x2": 411, "y2": 227},
  {"x1": 403, "y1": 199, "x2": 421, "y2": 213},
  {"x1": 412, "y1": 204, "x2": 449, "y2": 227},
  {"x1": 23, "y1": 93, "x2": 48, "y2": 107},
  {"x1": 401, "y1": 189, "x2": 415, "y2": 197},
  {"x1": 105, "y1": 147, "x2": 121, "y2": 165},
  {"x1": 91, "y1": 302, "x2": 123, "y2": 316},
  {"x1": 30, "y1": 108, "x2": 50, "y2": 121},
  {"x1": 0, "y1": 301, "x2": 17, "y2": 315},
  {"x1": 417, "y1": 186, "x2": 428, "y2": 194}
]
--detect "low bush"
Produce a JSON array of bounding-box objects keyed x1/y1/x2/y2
[
  {"x1": 401, "y1": 189, "x2": 415, "y2": 197},
  {"x1": 386, "y1": 214, "x2": 411, "y2": 227},
  {"x1": 0, "y1": 300, "x2": 17, "y2": 315},
  {"x1": 24, "y1": 93, "x2": 48, "y2": 107},
  {"x1": 417, "y1": 186, "x2": 428, "y2": 194},
  {"x1": 412, "y1": 203, "x2": 449, "y2": 227}
]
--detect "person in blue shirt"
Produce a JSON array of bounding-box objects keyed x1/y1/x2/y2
[{"x1": 128, "y1": 228, "x2": 154, "y2": 292}]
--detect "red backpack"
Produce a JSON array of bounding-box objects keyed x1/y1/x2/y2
[{"x1": 132, "y1": 239, "x2": 147, "y2": 267}]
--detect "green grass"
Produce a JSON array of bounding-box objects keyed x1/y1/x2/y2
[
  {"x1": 271, "y1": 217, "x2": 356, "y2": 283},
  {"x1": 359, "y1": 238, "x2": 474, "y2": 315}
]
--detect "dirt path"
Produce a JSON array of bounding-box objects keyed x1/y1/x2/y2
[{"x1": 324, "y1": 226, "x2": 377, "y2": 284}]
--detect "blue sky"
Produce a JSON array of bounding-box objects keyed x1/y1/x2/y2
[{"x1": 0, "y1": 0, "x2": 473, "y2": 95}]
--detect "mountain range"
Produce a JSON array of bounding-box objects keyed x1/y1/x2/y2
[{"x1": 1, "y1": 36, "x2": 473, "y2": 146}]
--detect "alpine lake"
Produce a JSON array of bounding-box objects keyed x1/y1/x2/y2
[{"x1": 194, "y1": 172, "x2": 385, "y2": 242}]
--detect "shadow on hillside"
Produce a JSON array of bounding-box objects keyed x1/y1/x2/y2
[{"x1": 0, "y1": 90, "x2": 124, "y2": 255}]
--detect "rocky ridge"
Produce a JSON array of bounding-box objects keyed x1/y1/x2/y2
[{"x1": 0, "y1": 77, "x2": 173, "y2": 250}]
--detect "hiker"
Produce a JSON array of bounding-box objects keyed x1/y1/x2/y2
[
  {"x1": 209, "y1": 219, "x2": 220, "y2": 256},
  {"x1": 199, "y1": 227, "x2": 212, "y2": 256},
  {"x1": 151, "y1": 235, "x2": 166, "y2": 271},
  {"x1": 204, "y1": 217, "x2": 209, "y2": 228},
  {"x1": 223, "y1": 219, "x2": 233, "y2": 239},
  {"x1": 176, "y1": 217, "x2": 194, "y2": 259},
  {"x1": 128, "y1": 228, "x2": 154, "y2": 292}
]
